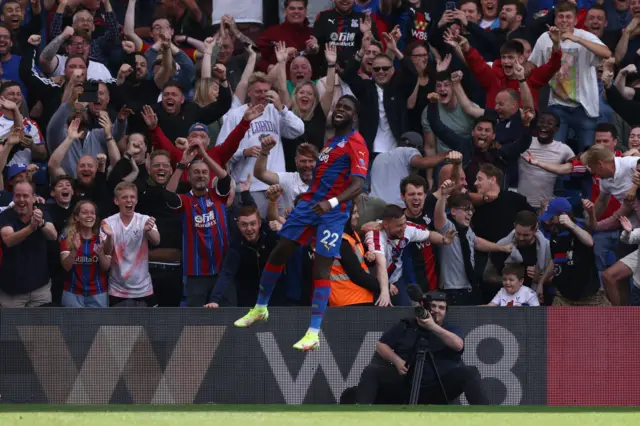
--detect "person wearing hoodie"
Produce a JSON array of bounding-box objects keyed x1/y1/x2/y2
[
  {"x1": 483, "y1": 210, "x2": 552, "y2": 304},
  {"x1": 216, "y1": 72, "x2": 305, "y2": 218}
]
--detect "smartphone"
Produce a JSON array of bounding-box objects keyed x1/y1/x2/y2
[
  {"x1": 78, "y1": 81, "x2": 99, "y2": 103},
  {"x1": 445, "y1": 1, "x2": 456, "y2": 10}
]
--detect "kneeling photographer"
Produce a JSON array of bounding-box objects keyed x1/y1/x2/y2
[{"x1": 352, "y1": 290, "x2": 489, "y2": 404}]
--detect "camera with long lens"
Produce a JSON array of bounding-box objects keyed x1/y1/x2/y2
[{"x1": 407, "y1": 286, "x2": 433, "y2": 320}]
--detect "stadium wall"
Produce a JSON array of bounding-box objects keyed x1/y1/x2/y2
[{"x1": 0, "y1": 307, "x2": 635, "y2": 405}]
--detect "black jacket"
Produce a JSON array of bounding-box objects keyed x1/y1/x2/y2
[
  {"x1": 342, "y1": 55, "x2": 418, "y2": 152},
  {"x1": 208, "y1": 225, "x2": 282, "y2": 307}
]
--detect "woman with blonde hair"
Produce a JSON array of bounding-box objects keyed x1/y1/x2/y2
[
  {"x1": 276, "y1": 43, "x2": 337, "y2": 170},
  {"x1": 60, "y1": 200, "x2": 112, "y2": 308}
]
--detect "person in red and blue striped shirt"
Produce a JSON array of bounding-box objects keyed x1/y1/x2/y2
[
  {"x1": 165, "y1": 131, "x2": 233, "y2": 307},
  {"x1": 235, "y1": 95, "x2": 369, "y2": 351},
  {"x1": 60, "y1": 201, "x2": 111, "y2": 308}
]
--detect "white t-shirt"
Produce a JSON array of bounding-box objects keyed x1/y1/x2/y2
[
  {"x1": 530, "y1": 29, "x2": 604, "y2": 117},
  {"x1": 479, "y1": 19, "x2": 497, "y2": 29},
  {"x1": 276, "y1": 172, "x2": 308, "y2": 208},
  {"x1": 600, "y1": 156, "x2": 640, "y2": 202},
  {"x1": 0, "y1": 115, "x2": 44, "y2": 166},
  {"x1": 211, "y1": 0, "x2": 263, "y2": 24},
  {"x1": 100, "y1": 213, "x2": 156, "y2": 299},
  {"x1": 518, "y1": 138, "x2": 575, "y2": 207},
  {"x1": 372, "y1": 85, "x2": 396, "y2": 153},
  {"x1": 365, "y1": 222, "x2": 430, "y2": 285},
  {"x1": 491, "y1": 286, "x2": 540, "y2": 306},
  {"x1": 370, "y1": 146, "x2": 421, "y2": 206},
  {"x1": 52, "y1": 55, "x2": 114, "y2": 82}
]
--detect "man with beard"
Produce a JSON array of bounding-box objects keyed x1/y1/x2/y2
[
  {"x1": 483, "y1": 210, "x2": 551, "y2": 303},
  {"x1": 39, "y1": 28, "x2": 113, "y2": 81},
  {"x1": 48, "y1": 118, "x2": 118, "y2": 218},
  {"x1": 165, "y1": 139, "x2": 232, "y2": 307},
  {"x1": 47, "y1": 87, "x2": 124, "y2": 178},
  {"x1": 0, "y1": 180, "x2": 57, "y2": 307},
  {"x1": 19, "y1": 34, "x2": 103, "y2": 131},
  {"x1": 434, "y1": 180, "x2": 513, "y2": 305},
  {"x1": 44, "y1": 174, "x2": 76, "y2": 305},
  {"x1": 537, "y1": 197, "x2": 609, "y2": 306},
  {"x1": 614, "y1": 1, "x2": 640, "y2": 66},
  {"x1": 519, "y1": 112, "x2": 575, "y2": 208},
  {"x1": 217, "y1": 72, "x2": 304, "y2": 217},
  {"x1": 254, "y1": 141, "x2": 317, "y2": 210},
  {"x1": 233, "y1": 95, "x2": 369, "y2": 351},
  {"x1": 134, "y1": 150, "x2": 185, "y2": 307},
  {"x1": 426, "y1": 92, "x2": 534, "y2": 187},
  {"x1": 113, "y1": 41, "x2": 175, "y2": 135},
  {"x1": 49, "y1": 1, "x2": 119, "y2": 65},
  {"x1": 153, "y1": 80, "x2": 231, "y2": 143}
]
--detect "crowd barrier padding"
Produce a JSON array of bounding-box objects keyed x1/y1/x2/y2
[{"x1": 0, "y1": 307, "x2": 634, "y2": 405}]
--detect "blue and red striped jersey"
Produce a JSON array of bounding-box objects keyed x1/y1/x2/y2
[
  {"x1": 60, "y1": 234, "x2": 108, "y2": 296},
  {"x1": 300, "y1": 130, "x2": 369, "y2": 209},
  {"x1": 178, "y1": 189, "x2": 230, "y2": 276}
]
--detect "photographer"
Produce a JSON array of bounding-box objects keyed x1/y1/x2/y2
[{"x1": 352, "y1": 292, "x2": 489, "y2": 405}]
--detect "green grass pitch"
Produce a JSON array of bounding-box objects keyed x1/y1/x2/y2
[{"x1": 0, "y1": 406, "x2": 639, "y2": 426}]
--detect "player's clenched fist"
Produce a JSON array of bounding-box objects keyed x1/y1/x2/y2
[{"x1": 311, "y1": 200, "x2": 332, "y2": 215}]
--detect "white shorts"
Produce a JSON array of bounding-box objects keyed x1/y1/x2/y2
[{"x1": 620, "y1": 249, "x2": 640, "y2": 289}]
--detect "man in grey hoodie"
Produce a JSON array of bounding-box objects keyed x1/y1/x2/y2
[
  {"x1": 46, "y1": 84, "x2": 127, "y2": 177},
  {"x1": 483, "y1": 210, "x2": 551, "y2": 303}
]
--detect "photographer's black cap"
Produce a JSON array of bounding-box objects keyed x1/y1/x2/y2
[{"x1": 427, "y1": 291, "x2": 447, "y2": 303}]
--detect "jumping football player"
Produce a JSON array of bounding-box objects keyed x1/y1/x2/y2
[{"x1": 234, "y1": 95, "x2": 368, "y2": 351}]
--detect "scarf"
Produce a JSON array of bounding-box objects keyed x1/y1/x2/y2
[{"x1": 449, "y1": 215, "x2": 475, "y2": 286}]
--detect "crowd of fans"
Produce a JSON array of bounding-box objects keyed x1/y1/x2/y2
[{"x1": 2, "y1": 0, "x2": 640, "y2": 309}]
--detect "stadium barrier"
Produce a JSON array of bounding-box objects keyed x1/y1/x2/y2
[{"x1": 0, "y1": 307, "x2": 637, "y2": 405}]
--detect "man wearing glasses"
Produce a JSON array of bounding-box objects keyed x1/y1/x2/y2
[{"x1": 432, "y1": 179, "x2": 513, "y2": 305}]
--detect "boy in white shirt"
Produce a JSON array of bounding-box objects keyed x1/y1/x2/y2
[
  {"x1": 487, "y1": 264, "x2": 540, "y2": 307},
  {"x1": 101, "y1": 182, "x2": 161, "y2": 307}
]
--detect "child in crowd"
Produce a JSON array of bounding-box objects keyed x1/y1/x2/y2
[
  {"x1": 486, "y1": 264, "x2": 540, "y2": 307},
  {"x1": 60, "y1": 200, "x2": 111, "y2": 308}
]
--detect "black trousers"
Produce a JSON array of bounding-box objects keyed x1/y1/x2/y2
[
  {"x1": 149, "y1": 264, "x2": 183, "y2": 307},
  {"x1": 354, "y1": 360, "x2": 489, "y2": 405}
]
